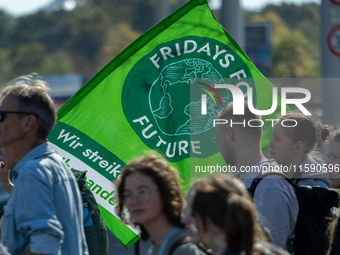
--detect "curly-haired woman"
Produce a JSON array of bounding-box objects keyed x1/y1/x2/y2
[{"x1": 116, "y1": 154, "x2": 205, "y2": 255}]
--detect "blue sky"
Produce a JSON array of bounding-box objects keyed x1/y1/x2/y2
[{"x1": 0, "y1": 0, "x2": 321, "y2": 16}]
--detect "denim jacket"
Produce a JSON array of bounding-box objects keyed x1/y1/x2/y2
[{"x1": 0, "y1": 143, "x2": 88, "y2": 255}]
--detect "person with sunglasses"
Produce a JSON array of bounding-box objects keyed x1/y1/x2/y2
[
  {"x1": 0, "y1": 75, "x2": 88, "y2": 255},
  {"x1": 116, "y1": 154, "x2": 205, "y2": 255}
]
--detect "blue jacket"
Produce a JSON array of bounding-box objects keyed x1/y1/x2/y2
[{"x1": 1, "y1": 143, "x2": 88, "y2": 255}]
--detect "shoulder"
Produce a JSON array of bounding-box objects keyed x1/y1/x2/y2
[
  {"x1": 254, "y1": 175, "x2": 298, "y2": 206},
  {"x1": 258, "y1": 159, "x2": 279, "y2": 168},
  {"x1": 18, "y1": 158, "x2": 55, "y2": 186},
  {"x1": 21, "y1": 146, "x2": 62, "y2": 172},
  {"x1": 168, "y1": 229, "x2": 206, "y2": 255},
  {"x1": 17, "y1": 143, "x2": 54, "y2": 167},
  {"x1": 258, "y1": 174, "x2": 292, "y2": 190},
  {"x1": 147, "y1": 244, "x2": 160, "y2": 255},
  {"x1": 20, "y1": 149, "x2": 72, "y2": 182},
  {"x1": 246, "y1": 166, "x2": 293, "y2": 194},
  {"x1": 300, "y1": 156, "x2": 326, "y2": 175},
  {"x1": 302, "y1": 156, "x2": 324, "y2": 165},
  {"x1": 240, "y1": 160, "x2": 282, "y2": 189},
  {"x1": 172, "y1": 242, "x2": 206, "y2": 255},
  {"x1": 299, "y1": 156, "x2": 331, "y2": 187},
  {"x1": 298, "y1": 178, "x2": 330, "y2": 188}
]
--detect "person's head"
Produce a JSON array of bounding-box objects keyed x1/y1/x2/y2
[
  {"x1": 216, "y1": 101, "x2": 262, "y2": 166},
  {"x1": 116, "y1": 154, "x2": 184, "y2": 240},
  {"x1": 183, "y1": 175, "x2": 258, "y2": 255},
  {"x1": 269, "y1": 113, "x2": 331, "y2": 166},
  {"x1": 0, "y1": 75, "x2": 56, "y2": 149},
  {"x1": 327, "y1": 129, "x2": 340, "y2": 188}
]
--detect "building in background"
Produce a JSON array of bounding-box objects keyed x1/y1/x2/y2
[{"x1": 245, "y1": 22, "x2": 273, "y2": 76}]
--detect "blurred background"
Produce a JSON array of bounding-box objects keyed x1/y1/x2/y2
[
  {"x1": 0, "y1": 0, "x2": 338, "y2": 122},
  {"x1": 0, "y1": 0, "x2": 339, "y2": 254},
  {"x1": 0, "y1": 0, "x2": 326, "y2": 84}
]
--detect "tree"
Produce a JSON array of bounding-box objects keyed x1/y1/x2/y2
[
  {"x1": 10, "y1": 43, "x2": 73, "y2": 77},
  {"x1": 264, "y1": 3, "x2": 320, "y2": 43},
  {"x1": 98, "y1": 23, "x2": 140, "y2": 69},
  {"x1": 246, "y1": 6, "x2": 320, "y2": 77},
  {"x1": 0, "y1": 10, "x2": 14, "y2": 47},
  {"x1": 0, "y1": 49, "x2": 13, "y2": 83}
]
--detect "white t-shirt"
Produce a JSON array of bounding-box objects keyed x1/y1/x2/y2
[{"x1": 240, "y1": 160, "x2": 299, "y2": 251}]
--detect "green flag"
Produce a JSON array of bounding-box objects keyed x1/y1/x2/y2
[{"x1": 48, "y1": 0, "x2": 280, "y2": 248}]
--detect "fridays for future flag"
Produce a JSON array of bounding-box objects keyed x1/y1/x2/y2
[{"x1": 48, "y1": 0, "x2": 280, "y2": 248}]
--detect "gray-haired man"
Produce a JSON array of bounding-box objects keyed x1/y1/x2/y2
[{"x1": 0, "y1": 75, "x2": 88, "y2": 255}]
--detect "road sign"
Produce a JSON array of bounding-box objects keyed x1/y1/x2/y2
[
  {"x1": 327, "y1": 26, "x2": 340, "y2": 57},
  {"x1": 330, "y1": 0, "x2": 340, "y2": 6}
]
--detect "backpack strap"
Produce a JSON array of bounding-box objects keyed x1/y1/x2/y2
[
  {"x1": 247, "y1": 172, "x2": 296, "y2": 197},
  {"x1": 83, "y1": 210, "x2": 95, "y2": 225},
  {"x1": 72, "y1": 169, "x2": 86, "y2": 192},
  {"x1": 291, "y1": 168, "x2": 304, "y2": 185}
]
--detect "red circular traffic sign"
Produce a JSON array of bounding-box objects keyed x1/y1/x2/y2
[
  {"x1": 330, "y1": 0, "x2": 340, "y2": 5},
  {"x1": 327, "y1": 26, "x2": 340, "y2": 57}
]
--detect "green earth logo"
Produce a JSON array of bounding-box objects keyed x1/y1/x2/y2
[
  {"x1": 149, "y1": 59, "x2": 229, "y2": 136},
  {"x1": 122, "y1": 36, "x2": 255, "y2": 161}
]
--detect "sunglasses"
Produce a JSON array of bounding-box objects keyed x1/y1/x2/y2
[{"x1": 0, "y1": 110, "x2": 38, "y2": 122}]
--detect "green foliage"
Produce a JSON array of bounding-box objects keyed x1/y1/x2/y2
[
  {"x1": 8, "y1": 43, "x2": 72, "y2": 76},
  {"x1": 0, "y1": 49, "x2": 13, "y2": 84},
  {"x1": 0, "y1": 1, "x2": 320, "y2": 79},
  {"x1": 246, "y1": 3, "x2": 320, "y2": 77},
  {"x1": 0, "y1": 10, "x2": 15, "y2": 47},
  {"x1": 264, "y1": 3, "x2": 320, "y2": 43},
  {"x1": 98, "y1": 23, "x2": 140, "y2": 69},
  {"x1": 40, "y1": 51, "x2": 74, "y2": 75},
  {"x1": 11, "y1": 43, "x2": 47, "y2": 75},
  {"x1": 272, "y1": 29, "x2": 318, "y2": 78}
]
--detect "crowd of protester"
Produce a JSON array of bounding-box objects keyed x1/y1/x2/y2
[{"x1": 0, "y1": 75, "x2": 339, "y2": 255}]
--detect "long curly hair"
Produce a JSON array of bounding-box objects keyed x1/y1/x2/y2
[{"x1": 116, "y1": 154, "x2": 184, "y2": 240}]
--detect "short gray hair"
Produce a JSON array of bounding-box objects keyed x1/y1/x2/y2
[{"x1": 1, "y1": 74, "x2": 56, "y2": 140}]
